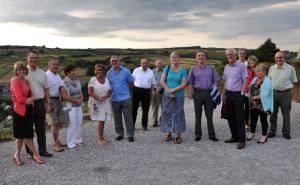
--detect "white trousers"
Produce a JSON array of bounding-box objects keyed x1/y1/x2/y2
[{"x1": 67, "y1": 106, "x2": 83, "y2": 148}]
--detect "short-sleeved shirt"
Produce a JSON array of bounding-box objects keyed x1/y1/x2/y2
[
  {"x1": 132, "y1": 67, "x2": 155, "y2": 89},
  {"x1": 223, "y1": 61, "x2": 248, "y2": 91},
  {"x1": 268, "y1": 62, "x2": 298, "y2": 91},
  {"x1": 107, "y1": 66, "x2": 134, "y2": 102},
  {"x1": 163, "y1": 66, "x2": 187, "y2": 97},
  {"x1": 188, "y1": 64, "x2": 220, "y2": 90},
  {"x1": 152, "y1": 68, "x2": 163, "y2": 89},
  {"x1": 237, "y1": 59, "x2": 248, "y2": 67},
  {"x1": 46, "y1": 70, "x2": 62, "y2": 97},
  {"x1": 61, "y1": 77, "x2": 81, "y2": 107},
  {"x1": 26, "y1": 66, "x2": 49, "y2": 100}
]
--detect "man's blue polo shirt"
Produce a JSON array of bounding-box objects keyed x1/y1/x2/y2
[{"x1": 107, "y1": 66, "x2": 134, "y2": 102}]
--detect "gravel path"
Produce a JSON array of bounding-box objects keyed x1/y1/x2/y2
[{"x1": 1, "y1": 99, "x2": 300, "y2": 185}]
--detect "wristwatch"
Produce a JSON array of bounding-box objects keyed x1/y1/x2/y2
[{"x1": 171, "y1": 89, "x2": 175, "y2": 93}]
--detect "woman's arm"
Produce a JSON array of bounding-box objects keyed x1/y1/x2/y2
[
  {"x1": 160, "y1": 74, "x2": 172, "y2": 94},
  {"x1": 60, "y1": 86, "x2": 77, "y2": 104},
  {"x1": 11, "y1": 80, "x2": 27, "y2": 105}
]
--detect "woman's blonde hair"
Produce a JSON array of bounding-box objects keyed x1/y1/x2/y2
[
  {"x1": 255, "y1": 63, "x2": 267, "y2": 72},
  {"x1": 14, "y1": 61, "x2": 28, "y2": 76},
  {"x1": 247, "y1": 55, "x2": 259, "y2": 63}
]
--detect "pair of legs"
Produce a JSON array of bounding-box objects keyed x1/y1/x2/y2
[
  {"x1": 226, "y1": 91, "x2": 246, "y2": 144},
  {"x1": 132, "y1": 87, "x2": 151, "y2": 129},
  {"x1": 26, "y1": 99, "x2": 48, "y2": 156},
  {"x1": 193, "y1": 89, "x2": 217, "y2": 140},
  {"x1": 111, "y1": 99, "x2": 135, "y2": 139},
  {"x1": 151, "y1": 92, "x2": 162, "y2": 127},
  {"x1": 269, "y1": 90, "x2": 292, "y2": 137},
  {"x1": 244, "y1": 95, "x2": 250, "y2": 129},
  {"x1": 247, "y1": 109, "x2": 268, "y2": 143},
  {"x1": 67, "y1": 106, "x2": 83, "y2": 148},
  {"x1": 98, "y1": 121, "x2": 106, "y2": 144},
  {"x1": 14, "y1": 138, "x2": 44, "y2": 165}
]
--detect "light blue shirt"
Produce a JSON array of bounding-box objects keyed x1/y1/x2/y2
[
  {"x1": 107, "y1": 66, "x2": 134, "y2": 102},
  {"x1": 248, "y1": 76, "x2": 273, "y2": 112},
  {"x1": 163, "y1": 66, "x2": 187, "y2": 97}
]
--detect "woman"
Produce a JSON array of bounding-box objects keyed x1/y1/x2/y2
[
  {"x1": 88, "y1": 64, "x2": 112, "y2": 145},
  {"x1": 60, "y1": 64, "x2": 84, "y2": 149},
  {"x1": 10, "y1": 61, "x2": 45, "y2": 165},
  {"x1": 160, "y1": 51, "x2": 188, "y2": 144},
  {"x1": 244, "y1": 55, "x2": 258, "y2": 131},
  {"x1": 247, "y1": 63, "x2": 273, "y2": 144}
]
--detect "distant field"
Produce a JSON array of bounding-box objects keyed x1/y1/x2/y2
[{"x1": 0, "y1": 46, "x2": 228, "y2": 84}]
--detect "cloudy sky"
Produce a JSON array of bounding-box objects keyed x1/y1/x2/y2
[{"x1": 0, "y1": 0, "x2": 300, "y2": 51}]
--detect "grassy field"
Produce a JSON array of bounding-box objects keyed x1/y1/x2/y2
[{"x1": 0, "y1": 46, "x2": 227, "y2": 84}]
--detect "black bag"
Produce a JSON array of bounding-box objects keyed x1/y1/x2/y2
[{"x1": 221, "y1": 101, "x2": 229, "y2": 120}]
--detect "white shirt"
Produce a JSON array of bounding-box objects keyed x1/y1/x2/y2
[
  {"x1": 26, "y1": 66, "x2": 49, "y2": 100},
  {"x1": 46, "y1": 70, "x2": 62, "y2": 97},
  {"x1": 132, "y1": 67, "x2": 155, "y2": 89}
]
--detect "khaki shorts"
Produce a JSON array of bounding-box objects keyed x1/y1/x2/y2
[{"x1": 46, "y1": 98, "x2": 67, "y2": 126}]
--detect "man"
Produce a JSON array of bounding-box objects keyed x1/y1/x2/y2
[
  {"x1": 188, "y1": 50, "x2": 220, "y2": 142},
  {"x1": 268, "y1": 51, "x2": 298, "y2": 139},
  {"x1": 151, "y1": 59, "x2": 164, "y2": 127},
  {"x1": 45, "y1": 58, "x2": 66, "y2": 152},
  {"x1": 237, "y1": 48, "x2": 250, "y2": 131},
  {"x1": 107, "y1": 55, "x2": 135, "y2": 142},
  {"x1": 222, "y1": 48, "x2": 248, "y2": 149},
  {"x1": 26, "y1": 51, "x2": 52, "y2": 157},
  {"x1": 132, "y1": 58, "x2": 155, "y2": 130}
]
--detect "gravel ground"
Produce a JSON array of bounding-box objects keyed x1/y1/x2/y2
[{"x1": 1, "y1": 98, "x2": 300, "y2": 185}]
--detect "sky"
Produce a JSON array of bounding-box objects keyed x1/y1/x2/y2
[{"x1": 0, "y1": 0, "x2": 300, "y2": 51}]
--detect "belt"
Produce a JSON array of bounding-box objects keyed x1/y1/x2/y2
[
  {"x1": 194, "y1": 88, "x2": 212, "y2": 92},
  {"x1": 134, "y1": 86, "x2": 151, "y2": 90},
  {"x1": 34, "y1": 98, "x2": 44, "y2": 102},
  {"x1": 226, "y1": 90, "x2": 241, "y2": 94},
  {"x1": 274, "y1": 89, "x2": 291, "y2": 93},
  {"x1": 50, "y1": 97, "x2": 60, "y2": 99}
]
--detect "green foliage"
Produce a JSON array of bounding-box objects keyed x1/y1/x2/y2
[
  {"x1": 254, "y1": 38, "x2": 279, "y2": 63},
  {"x1": 0, "y1": 128, "x2": 13, "y2": 141}
]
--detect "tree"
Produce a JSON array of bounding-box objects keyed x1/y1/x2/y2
[{"x1": 255, "y1": 38, "x2": 279, "y2": 63}]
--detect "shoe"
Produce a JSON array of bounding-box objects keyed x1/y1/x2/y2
[
  {"x1": 13, "y1": 156, "x2": 24, "y2": 166},
  {"x1": 209, "y1": 137, "x2": 219, "y2": 142},
  {"x1": 27, "y1": 154, "x2": 33, "y2": 159},
  {"x1": 143, "y1": 127, "x2": 148, "y2": 131},
  {"x1": 128, "y1": 137, "x2": 134, "y2": 142},
  {"x1": 33, "y1": 155, "x2": 45, "y2": 164},
  {"x1": 283, "y1": 134, "x2": 291, "y2": 140},
  {"x1": 152, "y1": 123, "x2": 158, "y2": 127},
  {"x1": 164, "y1": 133, "x2": 172, "y2": 141},
  {"x1": 53, "y1": 146, "x2": 64, "y2": 152},
  {"x1": 257, "y1": 136, "x2": 268, "y2": 144},
  {"x1": 246, "y1": 133, "x2": 255, "y2": 141},
  {"x1": 40, "y1": 152, "x2": 53, "y2": 157},
  {"x1": 237, "y1": 142, "x2": 246, "y2": 149},
  {"x1": 115, "y1": 135, "x2": 124, "y2": 141},
  {"x1": 174, "y1": 136, "x2": 182, "y2": 144},
  {"x1": 98, "y1": 139, "x2": 107, "y2": 145},
  {"x1": 58, "y1": 142, "x2": 67, "y2": 147},
  {"x1": 195, "y1": 136, "x2": 201, "y2": 141},
  {"x1": 224, "y1": 138, "x2": 238, "y2": 143},
  {"x1": 267, "y1": 133, "x2": 276, "y2": 138}
]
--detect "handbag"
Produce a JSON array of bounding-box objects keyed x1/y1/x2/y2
[
  {"x1": 221, "y1": 101, "x2": 229, "y2": 120},
  {"x1": 210, "y1": 68, "x2": 221, "y2": 109},
  {"x1": 158, "y1": 65, "x2": 170, "y2": 94}
]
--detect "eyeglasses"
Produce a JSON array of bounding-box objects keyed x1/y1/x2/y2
[{"x1": 111, "y1": 60, "x2": 119, "y2": 62}]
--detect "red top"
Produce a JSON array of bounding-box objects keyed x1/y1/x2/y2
[
  {"x1": 10, "y1": 78, "x2": 32, "y2": 116},
  {"x1": 245, "y1": 68, "x2": 256, "y2": 93}
]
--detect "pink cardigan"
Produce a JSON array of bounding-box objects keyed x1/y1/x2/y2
[{"x1": 10, "y1": 78, "x2": 32, "y2": 116}]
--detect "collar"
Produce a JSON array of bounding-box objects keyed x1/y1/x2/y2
[
  {"x1": 198, "y1": 64, "x2": 207, "y2": 69},
  {"x1": 27, "y1": 65, "x2": 38, "y2": 71},
  {"x1": 276, "y1": 62, "x2": 286, "y2": 69},
  {"x1": 155, "y1": 68, "x2": 163, "y2": 72},
  {"x1": 139, "y1": 67, "x2": 149, "y2": 72},
  {"x1": 47, "y1": 70, "x2": 57, "y2": 75}
]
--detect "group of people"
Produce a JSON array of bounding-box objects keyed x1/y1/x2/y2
[{"x1": 10, "y1": 49, "x2": 297, "y2": 166}]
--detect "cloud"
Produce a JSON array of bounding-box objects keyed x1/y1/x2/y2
[{"x1": 0, "y1": 0, "x2": 299, "y2": 50}]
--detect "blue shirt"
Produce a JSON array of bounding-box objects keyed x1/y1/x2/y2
[
  {"x1": 107, "y1": 66, "x2": 134, "y2": 102},
  {"x1": 163, "y1": 66, "x2": 187, "y2": 97}
]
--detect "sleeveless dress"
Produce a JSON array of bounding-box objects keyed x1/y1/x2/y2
[{"x1": 13, "y1": 90, "x2": 34, "y2": 139}]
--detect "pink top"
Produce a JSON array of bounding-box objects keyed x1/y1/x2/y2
[
  {"x1": 10, "y1": 78, "x2": 32, "y2": 116},
  {"x1": 245, "y1": 68, "x2": 256, "y2": 93}
]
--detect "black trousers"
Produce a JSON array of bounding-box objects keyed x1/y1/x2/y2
[
  {"x1": 226, "y1": 91, "x2": 246, "y2": 142},
  {"x1": 26, "y1": 99, "x2": 47, "y2": 154},
  {"x1": 243, "y1": 95, "x2": 249, "y2": 125},
  {"x1": 132, "y1": 87, "x2": 151, "y2": 128},
  {"x1": 250, "y1": 108, "x2": 268, "y2": 135},
  {"x1": 193, "y1": 89, "x2": 216, "y2": 138}
]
